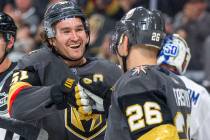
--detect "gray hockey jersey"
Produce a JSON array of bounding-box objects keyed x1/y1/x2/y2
[
  {"x1": 8, "y1": 47, "x2": 122, "y2": 140},
  {"x1": 105, "y1": 66, "x2": 191, "y2": 140}
]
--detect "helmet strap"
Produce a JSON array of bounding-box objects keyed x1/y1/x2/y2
[
  {"x1": 0, "y1": 34, "x2": 11, "y2": 64},
  {"x1": 117, "y1": 47, "x2": 130, "y2": 72},
  {"x1": 116, "y1": 34, "x2": 131, "y2": 72},
  {"x1": 121, "y1": 46, "x2": 131, "y2": 72},
  {"x1": 122, "y1": 56, "x2": 127, "y2": 72},
  {"x1": 0, "y1": 46, "x2": 8, "y2": 65}
]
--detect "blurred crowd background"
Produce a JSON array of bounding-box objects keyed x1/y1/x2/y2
[{"x1": 1, "y1": 0, "x2": 210, "y2": 87}]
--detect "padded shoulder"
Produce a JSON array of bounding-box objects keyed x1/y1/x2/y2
[
  {"x1": 115, "y1": 66, "x2": 168, "y2": 97},
  {"x1": 17, "y1": 48, "x2": 54, "y2": 69}
]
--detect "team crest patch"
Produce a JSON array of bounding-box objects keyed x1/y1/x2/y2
[
  {"x1": 131, "y1": 65, "x2": 148, "y2": 76},
  {"x1": 65, "y1": 108, "x2": 106, "y2": 139}
]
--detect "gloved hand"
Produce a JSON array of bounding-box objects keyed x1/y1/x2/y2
[
  {"x1": 49, "y1": 76, "x2": 92, "y2": 115},
  {"x1": 79, "y1": 74, "x2": 112, "y2": 115}
]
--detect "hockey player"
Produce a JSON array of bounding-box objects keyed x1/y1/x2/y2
[
  {"x1": 105, "y1": 7, "x2": 191, "y2": 140},
  {"x1": 158, "y1": 33, "x2": 210, "y2": 140},
  {"x1": 7, "y1": 1, "x2": 122, "y2": 140},
  {"x1": 80, "y1": 7, "x2": 191, "y2": 140},
  {"x1": 0, "y1": 11, "x2": 43, "y2": 140},
  {"x1": 0, "y1": 12, "x2": 17, "y2": 117},
  {"x1": 0, "y1": 11, "x2": 22, "y2": 140}
]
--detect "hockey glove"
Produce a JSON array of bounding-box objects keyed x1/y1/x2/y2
[
  {"x1": 79, "y1": 75, "x2": 112, "y2": 115},
  {"x1": 50, "y1": 76, "x2": 92, "y2": 115}
]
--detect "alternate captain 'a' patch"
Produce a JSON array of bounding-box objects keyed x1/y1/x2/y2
[{"x1": 65, "y1": 108, "x2": 106, "y2": 140}]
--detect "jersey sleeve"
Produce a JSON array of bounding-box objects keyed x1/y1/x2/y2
[
  {"x1": 117, "y1": 90, "x2": 174, "y2": 139},
  {"x1": 190, "y1": 88, "x2": 210, "y2": 140},
  {"x1": 105, "y1": 92, "x2": 132, "y2": 140},
  {"x1": 7, "y1": 66, "x2": 55, "y2": 122}
]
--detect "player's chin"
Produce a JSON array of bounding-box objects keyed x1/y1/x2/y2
[
  {"x1": 67, "y1": 48, "x2": 85, "y2": 59},
  {"x1": 68, "y1": 53, "x2": 84, "y2": 60}
]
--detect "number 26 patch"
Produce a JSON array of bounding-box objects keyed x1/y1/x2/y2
[{"x1": 126, "y1": 102, "x2": 163, "y2": 132}]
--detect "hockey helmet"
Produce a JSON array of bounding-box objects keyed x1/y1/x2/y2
[
  {"x1": 43, "y1": 1, "x2": 89, "y2": 38},
  {"x1": 157, "y1": 34, "x2": 191, "y2": 75},
  {"x1": 0, "y1": 12, "x2": 17, "y2": 42},
  {"x1": 110, "y1": 7, "x2": 165, "y2": 54}
]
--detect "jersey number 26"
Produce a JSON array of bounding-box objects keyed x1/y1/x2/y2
[{"x1": 126, "y1": 102, "x2": 163, "y2": 132}]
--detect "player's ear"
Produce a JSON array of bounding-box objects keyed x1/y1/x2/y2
[
  {"x1": 6, "y1": 36, "x2": 15, "y2": 49},
  {"x1": 118, "y1": 35, "x2": 129, "y2": 57}
]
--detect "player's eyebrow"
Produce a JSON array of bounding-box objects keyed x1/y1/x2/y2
[
  {"x1": 76, "y1": 24, "x2": 85, "y2": 28},
  {"x1": 60, "y1": 24, "x2": 84, "y2": 31}
]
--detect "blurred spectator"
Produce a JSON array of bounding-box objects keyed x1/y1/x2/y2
[
  {"x1": 2, "y1": 2, "x2": 20, "y2": 25},
  {"x1": 89, "y1": 14, "x2": 105, "y2": 45},
  {"x1": 0, "y1": 0, "x2": 14, "y2": 11},
  {"x1": 203, "y1": 36, "x2": 210, "y2": 91},
  {"x1": 113, "y1": 0, "x2": 150, "y2": 20},
  {"x1": 34, "y1": 24, "x2": 46, "y2": 49},
  {"x1": 32, "y1": 0, "x2": 49, "y2": 19},
  {"x1": 87, "y1": 13, "x2": 105, "y2": 57},
  {"x1": 104, "y1": 0, "x2": 123, "y2": 20},
  {"x1": 87, "y1": 13, "x2": 115, "y2": 57},
  {"x1": 207, "y1": 0, "x2": 210, "y2": 11},
  {"x1": 97, "y1": 32, "x2": 118, "y2": 64},
  {"x1": 14, "y1": 0, "x2": 40, "y2": 35},
  {"x1": 93, "y1": 0, "x2": 123, "y2": 20},
  {"x1": 157, "y1": 0, "x2": 188, "y2": 17},
  {"x1": 0, "y1": 1, "x2": 6, "y2": 11},
  {"x1": 162, "y1": 13, "x2": 173, "y2": 34},
  {"x1": 118, "y1": 0, "x2": 146, "y2": 13},
  {"x1": 93, "y1": 0, "x2": 112, "y2": 14},
  {"x1": 9, "y1": 23, "x2": 35, "y2": 61},
  {"x1": 79, "y1": 0, "x2": 95, "y2": 16},
  {"x1": 80, "y1": 0, "x2": 123, "y2": 20},
  {"x1": 173, "y1": 0, "x2": 210, "y2": 82},
  {"x1": 176, "y1": 28, "x2": 188, "y2": 39}
]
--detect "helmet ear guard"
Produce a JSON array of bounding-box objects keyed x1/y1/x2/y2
[
  {"x1": 43, "y1": 20, "x2": 55, "y2": 38},
  {"x1": 157, "y1": 34, "x2": 191, "y2": 75}
]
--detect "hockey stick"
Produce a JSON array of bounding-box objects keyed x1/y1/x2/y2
[{"x1": 0, "y1": 116, "x2": 40, "y2": 140}]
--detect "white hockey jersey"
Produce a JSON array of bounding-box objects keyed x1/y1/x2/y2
[
  {"x1": 179, "y1": 76, "x2": 210, "y2": 140},
  {"x1": 0, "y1": 62, "x2": 19, "y2": 140}
]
